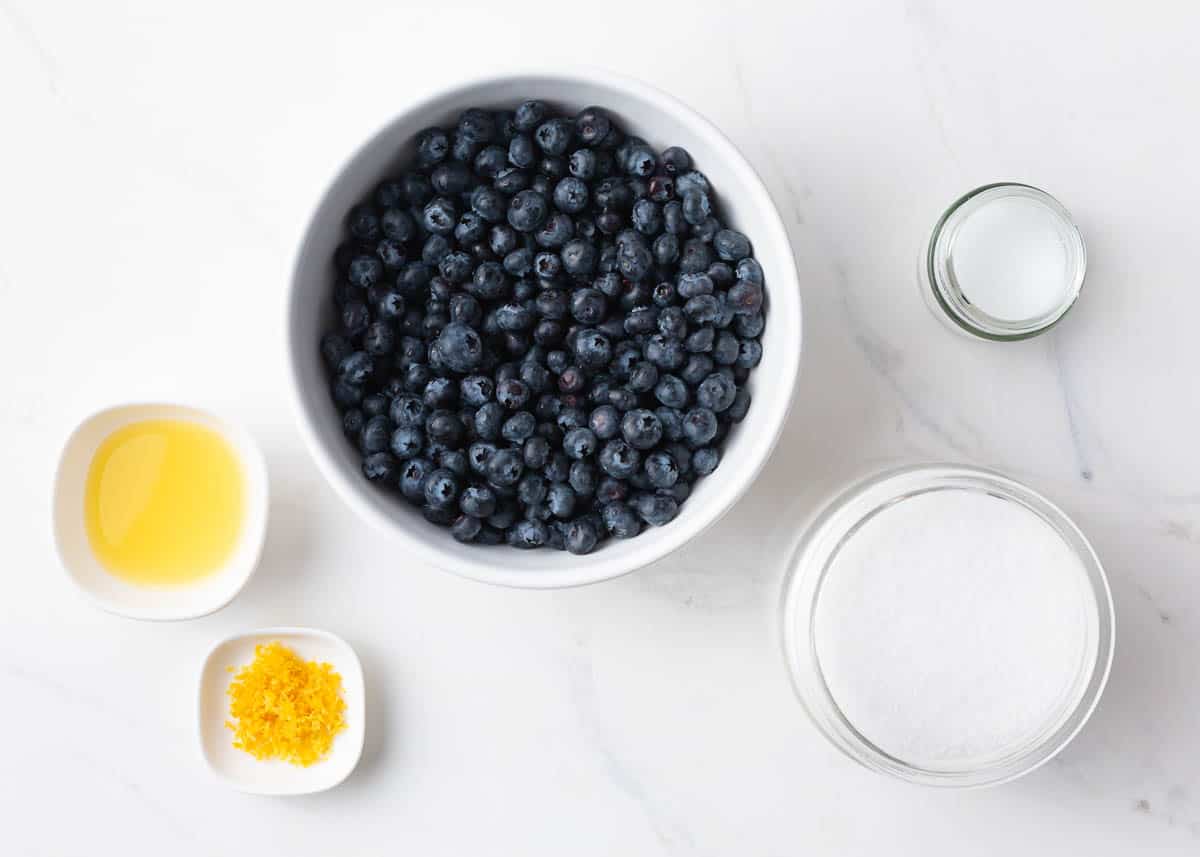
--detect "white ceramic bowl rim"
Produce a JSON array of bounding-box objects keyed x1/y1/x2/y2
[{"x1": 288, "y1": 68, "x2": 802, "y2": 588}]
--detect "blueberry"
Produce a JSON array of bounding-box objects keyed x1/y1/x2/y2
[
  {"x1": 464, "y1": 399, "x2": 497, "y2": 438},
  {"x1": 436, "y1": 250, "x2": 471, "y2": 284},
  {"x1": 415, "y1": 127, "x2": 450, "y2": 167},
  {"x1": 454, "y1": 212, "x2": 486, "y2": 246},
  {"x1": 440, "y1": 449, "x2": 468, "y2": 477},
  {"x1": 470, "y1": 185, "x2": 505, "y2": 223},
  {"x1": 653, "y1": 233, "x2": 680, "y2": 266},
  {"x1": 360, "y1": 415, "x2": 392, "y2": 454},
  {"x1": 348, "y1": 205, "x2": 380, "y2": 242},
  {"x1": 553, "y1": 177, "x2": 589, "y2": 214},
  {"x1": 347, "y1": 255, "x2": 384, "y2": 290},
  {"x1": 561, "y1": 239, "x2": 597, "y2": 277},
  {"x1": 713, "y1": 330, "x2": 739, "y2": 365},
  {"x1": 457, "y1": 108, "x2": 496, "y2": 144},
  {"x1": 504, "y1": 247, "x2": 534, "y2": 277},
  {"x1": 399, "y1": 457, "x2": 433, "y2": 502},
  {"x1": 599, "y1": 439, "x2": 641, "y2": 479},
  {"x1": 657, "y1": 306, "x2": 687, "y2": 340},
  {"x1": 540, "y1": 482, "x2": 573, "y2": 519},
  {"x1": 683, "y1": 408, "x2": 718, "y2": 446},
  {"x1": 496, "y1": 302, "x2": 535, "y2": 331},
  {"x1": 728, "y1": 387, "x2": 751, "y2": 422},
  {"x1": 619, "y1": 234, "x2": 657, "y2": 280},
  {"x1": 564, "y1": 518, "x2": 599, "y2": 554},
  {"x1": 727, "y1": 280, "x2": 764, "y2": 315},
  {"x1": 685, "y1": 294, "x2": 720, "y2": 325},
  {"x1": 679, "y1": 239, "x2": 713, "y2": 275},
  {"x1": 420, "y1": 376, "x2": 451, "y2": 408},
  {"x1": 568, "y1": 460, "x2": 598, "y2": 495},
  {"x1": 459, "y1": 485, "x2": 497, "y2": 519},
  {"x1": 602, "y1": 502, "x2": 641, "y2": 538},
  {"x1": 502, "y1": 411, "x2": 536, "y2": 442},
  {"x1": 735, "y1": 312, "x2": 766, "y2": 338},
  {"x1": 343, "y1": 409, "x2": 364, "y2": 437},
  {"x1": 691, "y1": 216, "x2": 719, "y2": 242},
  {"x1": 719, "y1": 254, "x2": 755, "y2": 285},
  {"x1": 362, "y1": 452, "x2": 399, "y2": 483},
  {"x1": 697, "y1": 372, "x2": 736, "y2": 412},
  {"x1": 451, "y1": 514, "x2": 482, "y2": 543},
  {"x1": 468, "y1": 441, "x2": 497, "y2": 473},
  {"x1": 487, "y1": 376, "x2": 525, "y2": 409},
  {"x1": 674, "y1": 169, "x2": 710, "y2": 196},
  {"x1": 474, "y1": 144, "x2": 507, "y2": 178},
  {"x1": 622, "y1": 145, "x2": 657, "y2": 178},
  {"x1": 534, "y1": 118, "x2": 573, "y2": 155},
  {"x1": 570, "y1": 288, "x2": 607, "y2": 324},
  {"x1": 486, "y1": 447, "x2": 524, "y2": 486},
  {"x1": 634, "y1": 492, "x2": 679, "y2": 526},
  {"x1": 378, "y1": 209, "x2": 416, "y2": 248},
  {"x1": 685, "y1": 327, "x2": 715, "y2": 354},
  {"x1": 514, "y1": 100, "x2": 548, "y2": 132},
  {"x1": 645, "y1": 334, "x2": 686, "y2": 370},
  {"x1": 494, "y1": 167, "x2": 531, "y2": 195},
  {"x1": 432, "y1": 322, "x2": 482, "y2": 374},
  {"x1": 518, "y1": 473, "x2": 549, "y2": 507},
  {"x1": 607, "y1": 387, "x2": 638, "y2": 411},
  {"x1": 322, "y1": 333, "x2": 353, "y2": 370},
  {"x1": 653, "y1": 374, "x2": 689, "y2": 408},
  {"x1": 535, "y1": 212, "x2": 574, "y2": 248},
  {"x1": 425, "y1": 410, "x2": 464, "y2": 447},
  {"x1": 422, "y1": 196, "x2": 458, "y2": 235},
  {"x1": 390, "y1": 426, "x2": 424, "y2": 459},
  {"x1": 736, "y1": 339, "x2": 762, "y2": 369},
  {"x1": 563, "y1": 427, "x2": 598, "y2": 460},
  {"x1": 644, "y1": 451, "x2": 679, "y2": 488},
  {"x1": 338, "y1": 350, "x2": 374, "y2": 385},
  {"x1": 376, "y1": 289, "x2": 407, "y2": 322},
  {"x1": 569, "y1": 149, "x2": 598, "y2": 180},
  {"x1": 621, "y1": 409, "x2": 663, "y2": 450},
  {"x1": 661, "y1": 146, "x2": 691, "y2": 175},
  {"x1": 374, "y1": 180, "x2": 406, "y2": 208},
  {"x1": 523, "y1": 435, "x2": 551, "y2": 470},
  {"x1": 573, "y1": 329, "x2": 612, "y2": 368},
  {"x1": 544, "y1": 451, "x2": 571, "y2": 482},
  {"x1": 656, "y1": 406, "x2": 684, "y2": 441},
  {"x1": 574, "y1": 106, "x2": 611, "y2": 147},
  {"x1": 662, "y1": 201, "x2": 687, "y2": 235},
  {"x1": 588, "y1": 405, "x2": 620, "y2": 440},
  {"x1": 632, "y1": 199, "x2": 662, "y2": 235},
  {"x1": 508, "y1": 133, "x2": 537, "y2": 169},
  {"x1": 507, "y1": 519, "x2": 549, "y2": 548},
  {"x1": 713, "y1": 229, "x2": 751, "y2": 261},
  {"x1": 469, "y1": 261, "x2": 509, "y2": 300},
  {"x1": 508, "y1": 189, "x2": 549, "y2": 232}
]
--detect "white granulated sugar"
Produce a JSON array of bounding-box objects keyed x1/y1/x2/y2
[
  {"x1": 814, "y1": 488, "x2": 1098, "y2": 769},
  {"x1": 951, "y1": 195, "x2": 1071, "y2": 322}
]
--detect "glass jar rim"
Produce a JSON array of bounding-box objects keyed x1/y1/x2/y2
[{"x1": 779, "y1": 464, "x2": 1115, "y2": 788}]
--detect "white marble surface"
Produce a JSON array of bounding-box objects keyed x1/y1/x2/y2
[{"x1": 3, "y1": 0, "x2": 1199, "y2": 853}]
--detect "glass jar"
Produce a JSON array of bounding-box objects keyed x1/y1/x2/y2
[
  {"x1": 921, "y1": 183, "x2": 1087, "y2": 340},
  {"x1": 780, "y1": 464, "x2": 1114, "y2": 788}
]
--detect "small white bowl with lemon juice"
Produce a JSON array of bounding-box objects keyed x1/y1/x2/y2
[{"x1": 53, "y1": 402, "x2": 269, "y2": 620}]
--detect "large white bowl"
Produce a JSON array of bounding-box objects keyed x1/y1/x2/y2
[{"x1": 287, "y1": 70, "x2": 802, "y2": 588}]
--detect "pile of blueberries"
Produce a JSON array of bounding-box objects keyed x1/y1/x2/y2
[{"x1": 320, "y1": 102, "x2": 766, "y2": 554}]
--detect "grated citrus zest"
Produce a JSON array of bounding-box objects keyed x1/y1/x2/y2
[{"x1": 225, "y1": 641, "x2": 347, "y2": 767}]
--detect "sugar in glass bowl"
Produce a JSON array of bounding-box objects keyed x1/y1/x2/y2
[{"x1": 287, "y1": 70, "x2": 801, "y2": 588}]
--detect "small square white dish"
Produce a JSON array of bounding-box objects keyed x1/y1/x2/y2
[
  {"x1": 198, "y1": 627, "x2": 365, "y2": 795},
  {"x1": 52, "y1": 402, "x2": 269, "y2": 620}
]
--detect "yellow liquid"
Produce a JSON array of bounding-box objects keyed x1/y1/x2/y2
[{"x1": 84, "y1": 419, "x2": 245, "y2": 586}]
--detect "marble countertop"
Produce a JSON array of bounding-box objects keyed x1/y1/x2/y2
[{"x1": 4, "y1": 0, "x2": 1199, "y2": 853}]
